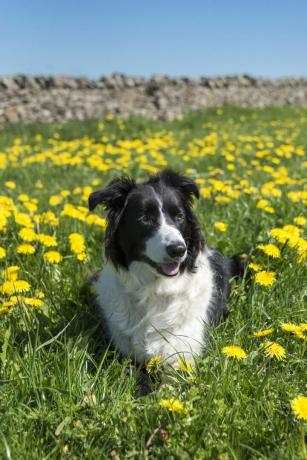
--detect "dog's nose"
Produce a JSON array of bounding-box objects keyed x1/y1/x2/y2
[{"x1": 166, "y1": 243, "x2": 186, "y2": 258}]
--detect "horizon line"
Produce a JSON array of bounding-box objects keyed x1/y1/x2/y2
[{"x1": 2, "y1": 72, "x2": 307, "y2": 81}]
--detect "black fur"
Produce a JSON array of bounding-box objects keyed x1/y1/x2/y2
[{"x1": 206, "y1": 251, "x2": 246, "y2": 325}]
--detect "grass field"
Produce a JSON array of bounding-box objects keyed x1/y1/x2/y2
[{"x1": 0, "y1": 107, "x2": 306, "y2": 459}]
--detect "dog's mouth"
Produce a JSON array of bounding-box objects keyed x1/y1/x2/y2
[
  {"x1": 141, "y1": 256, "x2": 181, "y2": 277},
  {"x1": 158, "y1": 261, "x2": 180, "y2": 276}
]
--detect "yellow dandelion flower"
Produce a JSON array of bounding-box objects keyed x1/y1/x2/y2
[
  {"x1": 61, "y1": 190, "x2": 70, "y2": 198},
  {"x1": 69, "y1": 233, "x2": 86, "y2": 254},
  {"x1": 44, "y1": 251, "x2": 63, "y2": 264},
  {"x1": 37, "y1": 234, "x2": 57, "y2": 247},
  {"x1": 214, "y1": 222, "x2": 228, "y2": 232},
  {"x1": 35, "y1": 290, "x2": 45, "y2": 299},
  {"x1": 49, "y1": 195, "x2": 63, "y2": 206},
  {"x1": 82, "y1": 186, "x2": 92, "y2": 199},
  {"x1": 178, "y1": 358, "x2": 193, "y2": 373},
  {"x1": 25, "y1": 200, "x2": 38, "y2": 212},
  {"x1": 86, "y1": 214, "x2": 107, "y2": 230},
  {"x1": 13, "y1": 280, "x2": 31, "y2": 293},
  {"x1": 146, "y1": 355, "x2": 163, "y2": 372},
  {"x1": 14, "y1": 212, "x2": 34, "y2": 228},
  {"x1": 5, "y1": 181, "x2": 16, "y2": 189},
  {"x1": 8, "y1": 296, "x2": 23, "y2": 306},
  {"x1": 23, "y1": 297, "x2": 44, "y2": 308},
  {"x1": 256, "y1": 199, "x2": 270, "y2": 209},
  {"x1": 0, "y1": 280, "x2": 31, "y2": 295},
  {"x1": 217, "y1": 454, "x2": 229, "y2": 460},
  {"x1": 262, "y1": 341, "x2": 286, "y2": 360},
  {"x1": 61, "y1": 204, "x2": 88, "y2": 222},
  {"x1": 248, "y1": 262, "x2": 263, "y2": 272},
  {"x1": 37, "y1": 211, "x2": 59, "y2": 227},
  {"x1": 6, "y1": 294, "x2": 19, "y2": 305},
  {"x1": 283, "y1": 225, "x2": 301, "y2": 237},
  {"x1": 76, "y1": 252, "x2": 87, "y2": 261},
  {"x1": 8, "y1": 296, "x2": 23, "y2": 305},
  {"x1": 73, "y1": 187, "x2": 82, "y2": 195},
  {"x1": 0, "y1": 214, "x2": 8, "y2": 232},
  {"x1": 255, "y1": 271, "x2": 276, "y2": 287},
  {"x1": 295, "y1": 330, "x2": 307, "y2": 341},
  {"x1": 222, "y1": 345, "x2": 247, "y2": 360},
  {"x1": 17, "y1": 243, "x2": 36, "y2": 255},
  {"x1": 106, "y1": 113, "x2": 114, "y2": 121},
  {"x1": 296, "y1": 239, "x2": 307, "y2": 263},
  {"x1": 8, "y1": 296, "x2": 43, "y2": 308},
  {"x1": 160, "y1": 398, "x2": 187, "y2": 414},
  {"x1": 0, "y1": 302, "x2": 14, "y2": 314},
  {"x1": 270, "y1": 228, "x2": 289, "y2": 244},
  {"x1": 18, "y1": 194, "x2": 29, "y2": 202},
  {"x1": 19, "y1": 227, "x2": 37, "y2": 242},
  {"x1": 257, "y1": 244, "x2": 280, "y2": 258},
  {"x1": 253, "y1": 328, "x2": 274, "y2": 337},
  {"x1": 287, "y1": 324, "x2": 307, "y2": 341},
  {"x1": 291, "y1": 396, "x2": 307, "y2": 420},
  {"x1": 281, "y1": 323, "x2": 301, "y2": 334},
  {"x1": 2, "y1": 266, "x2": 20, "y2": 281},
  {"x1": 294, "y1": 217, "x2": 306, "y2": 226},
  {"x1": 4, "y1": 296, "x2": 20, "y2": 306},
  {"x1": 0, "y1": 247, "x2": 6, "y2": 259}
]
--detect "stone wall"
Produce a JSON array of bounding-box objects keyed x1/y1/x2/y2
[{"x1": 1, "y1": 74, "x2": 307, "y2": 126}]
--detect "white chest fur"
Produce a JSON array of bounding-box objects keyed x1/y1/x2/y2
[{"x1": 94, "y1": 251, "x2": 214, "y2": 364}]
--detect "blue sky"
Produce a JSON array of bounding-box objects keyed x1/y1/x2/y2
[{"x1": 1, "y1": 0, "x2": 306, "y2": 78}]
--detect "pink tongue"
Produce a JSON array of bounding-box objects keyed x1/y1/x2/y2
[{"x1": 160, "y1": 262, "x2": 180, "y2": 276}]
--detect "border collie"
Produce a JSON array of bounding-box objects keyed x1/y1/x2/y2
[{"x1": 89, "y1": 170, "x2": 245, "y2": 366}]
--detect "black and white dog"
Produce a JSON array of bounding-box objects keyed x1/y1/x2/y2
[{"x1": 89, "y1": 170, "x2": 245, "y2": 366}]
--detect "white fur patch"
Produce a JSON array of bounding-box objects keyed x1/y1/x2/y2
[
  {"x1": 95, "y1": 250, "x2": 214, "y2": 365},
  {"x1": 145, "y1": 211, "x2": 186, "y2": 263}
]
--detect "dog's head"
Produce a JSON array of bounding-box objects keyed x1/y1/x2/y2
[{"x1": 89, "y1": 170, "x2": 204, "y2": 277}]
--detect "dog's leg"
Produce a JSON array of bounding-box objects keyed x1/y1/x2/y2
[{"x1": 136, "y1": 367, "x2": 152, "y2": 397}]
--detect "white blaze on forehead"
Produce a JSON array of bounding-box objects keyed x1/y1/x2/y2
[{"x1": 145, "y1": 210, "x2": 185, "y2": 263}]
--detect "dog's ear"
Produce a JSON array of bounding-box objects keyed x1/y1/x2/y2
[
  {"x1": 88, "y1": 177, "x2": 136, "y2": 212},
  {"x1": 161, "y1": 169, "x2": 199, "y2": 203}
]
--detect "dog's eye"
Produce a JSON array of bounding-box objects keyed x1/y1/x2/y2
[
  {"x1": 173, "y1": 212, "x2": 184, "y2": 222},
  {"x1": 139, "y1": 214, "x2": 154, "y2": 225}
]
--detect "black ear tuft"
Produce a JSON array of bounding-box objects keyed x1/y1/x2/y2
[
  {"x1": 88, "y1": 190, "x2": 105, "y2": 211},
  {"x1": 88, "y1": 177, "x2": 136, "y2": 212},
  {"x1": 160, "y1": 169, "x2": 199, "y2": 203}
]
